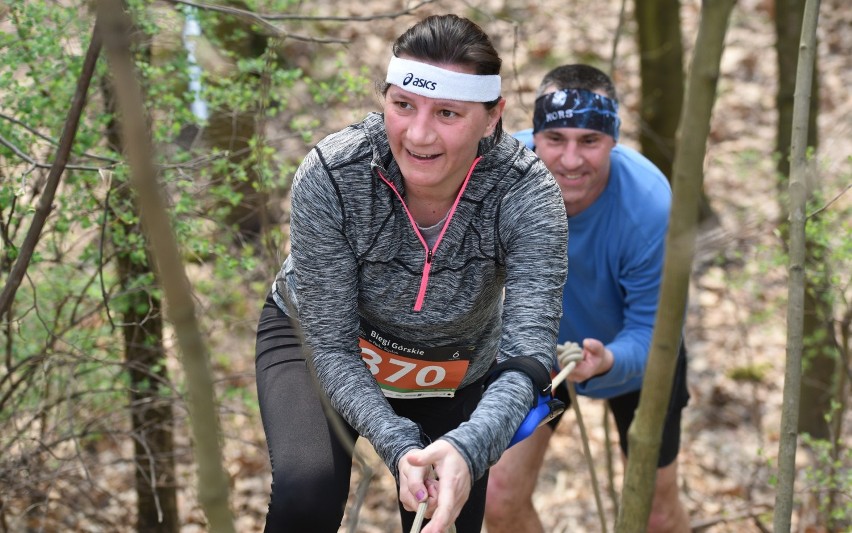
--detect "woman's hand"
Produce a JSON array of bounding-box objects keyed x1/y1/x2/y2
[
  {"x1": 398, "y1": 440, "x2": 471, "y2": 532},
  {"x1": 398, "y1": 448, "x2": 434, "y2": 514}
]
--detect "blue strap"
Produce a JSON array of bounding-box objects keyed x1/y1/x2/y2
[
  {"x1": 507, "y1": 393, "x2": 565, "y2": 447},
  {"x1": 483, "y1": 356, "x2": 561, "y2": 447}
]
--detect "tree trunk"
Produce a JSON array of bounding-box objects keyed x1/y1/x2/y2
[
  {"x1": 773, "y1": 1, "x2": 820, "y2": 530},
  {"x1": 775, "y1": 0, "x2": 836, "y2": 441},
  {"x1": 101, "y1": 27, "x2": 180, "y2": 533},
  {"x1": 615, "y1": 0, "x2": 735, "y2": 530},
  {"x1": 634, "y1": 0, "x2": 683, "y2": 176},
  {"x1": 97, "y1": 2, "x2": 236, "y2": 529},
  {"x1": 116, "y1": 248, "x2": 180, "y2": 533},
  {"x1": 634, "y1": 0, "x2": 716, "y2": 224}
]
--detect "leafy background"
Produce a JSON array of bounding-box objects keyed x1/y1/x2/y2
[{"x1": 0, "y1": 0, "x2": 850, "y2": 531}]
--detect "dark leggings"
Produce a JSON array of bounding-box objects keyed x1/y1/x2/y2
[{"x1": 255, "y1": 294, "x2": 488, "y2": 532}]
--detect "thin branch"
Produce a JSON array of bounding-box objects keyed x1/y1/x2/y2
[
  {"x1": 0, "y1": 132, "x2": 38, "y2": 165},
  {"x1": 0, "y1": 131, "x2": 107, "y2": 172},
  {"x1": 689, "y1": 503, "x2": 774, "y2": 531},
  {"x1": 0, "y1": 111, "x2": 119, "y2": 163},
  {"x1": 97, "y1": 0, "x2": 235, "y2": 527},
  {"x1": 510, "y1": 22, "x2": 528, "y2": 112},
  {"x1": 97, "y1": 170, "x2": 116, "y2": 330},
  {"x1": 257, "y1": 0, "x2": 438, "y2": 21},
  {"x1": 773, "y1": 0, "x2": 821, "y2": 528},
  {"x1": 609, "y1": 0, "x2": 628, "y2": 75},
  {"x1": 165, "y1": 0, "x2": 347, "y2": 43},
  {"x1": 168, "y1": 0, "x2": 437, "y2": 22},
  {"x1": 0, "y1": 21, "x2": 102, "y2": 322},
  {"x1": 807, "y1": 181, "x2": 851, "y2": 218}
]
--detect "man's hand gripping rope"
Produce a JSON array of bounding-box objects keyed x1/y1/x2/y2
[{"x1": 552, "y1": 341, "x2": 585, "y2": 388}]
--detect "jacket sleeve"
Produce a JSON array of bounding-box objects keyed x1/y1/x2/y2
[
  {"x1": 289, "y1": 148, "x2": 423, "y2": 478},
  {"x1": 439, "y1": 156, "x2": 569, "y2": 480}
]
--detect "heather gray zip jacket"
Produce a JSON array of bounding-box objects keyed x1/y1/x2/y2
[{"x1": 273, "y1": 112, "x2": 568, "y2": 481}]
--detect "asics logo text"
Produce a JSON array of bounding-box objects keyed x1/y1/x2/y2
[{"x1": 403, "y1": 73, "x2": 437, "y2": 91}]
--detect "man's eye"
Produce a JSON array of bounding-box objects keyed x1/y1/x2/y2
[{"x1": 439, "y1": 109, "x2": 457, "y2": 118}]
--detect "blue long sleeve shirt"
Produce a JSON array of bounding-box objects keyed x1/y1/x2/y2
[{"x1": 517, "y1": 129, "x2": 671, "y2": 399}]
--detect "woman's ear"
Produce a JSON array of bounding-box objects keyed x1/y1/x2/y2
[{"x1": 484, "y1": 98, "x2": 506, "y2": 137}]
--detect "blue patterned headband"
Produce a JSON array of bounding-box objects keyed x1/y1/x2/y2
[{"x1": 532, "y1": 88, "x2": 621, "y2": 140}]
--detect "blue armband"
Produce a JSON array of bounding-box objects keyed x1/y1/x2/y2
[
  {"x1": 507, "y1": 393, "x2": 565, "y2": 447},
  {"x1": 483, "y1": 356, "x2": 564, "y2": 447}
]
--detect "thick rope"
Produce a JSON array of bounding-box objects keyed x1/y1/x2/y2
[
  {"x1": 554, "y1": 341, "x2": 583, "y2": 387},
  {"x1": 410, "y1": 499, "x2": 428, "y2": 533},
  {"x1": 557, "y1": 342, "x2": 609, "y2": 533}
]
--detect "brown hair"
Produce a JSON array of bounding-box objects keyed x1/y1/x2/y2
[{"x1": 537, "y1": 64, "x2": 618, "y2": 101}]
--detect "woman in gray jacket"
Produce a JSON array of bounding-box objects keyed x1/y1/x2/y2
[{"x1": 255, "y1": 14, "x2": 568, "y2": 533}]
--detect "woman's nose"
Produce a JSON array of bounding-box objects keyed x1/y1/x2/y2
[{"x1": 405, "y1": 112, "x2": 437, "y2": 145}]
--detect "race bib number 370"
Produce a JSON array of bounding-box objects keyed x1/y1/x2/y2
[{"x1": 358, "y1": 320, "x2": 474, "y2": 399}]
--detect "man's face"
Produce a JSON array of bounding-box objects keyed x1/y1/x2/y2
[{"x1": 533, "y1": 126, "x2": 616, "y2": 217}]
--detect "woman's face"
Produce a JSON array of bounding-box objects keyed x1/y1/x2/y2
[{"x1": 384, "y1": 61, "x2": 504, "y2": 192}]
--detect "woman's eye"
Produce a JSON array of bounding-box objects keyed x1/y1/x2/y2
[
  {"x1": 439, "y1": 109, "x2": 457, "y2": 118},
  {"x1": 396, "y1": 101, "x2": 413, "y2": 110}
]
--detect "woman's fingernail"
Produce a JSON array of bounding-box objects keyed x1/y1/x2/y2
[{"x1": 415, "y1": 489, "x2": 426, "y2": 501}]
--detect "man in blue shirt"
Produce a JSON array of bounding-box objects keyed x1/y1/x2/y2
[{"x1": 485, "y1": 64, "x2": 690, "y2": 532}]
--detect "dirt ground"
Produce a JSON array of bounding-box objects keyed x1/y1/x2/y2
[{"x1": 178, "y1": 0, "x2": 852, "y2": 531}]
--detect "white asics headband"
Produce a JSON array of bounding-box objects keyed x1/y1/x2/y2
[{"x1": 386, "y1": 56, "x2": 501, "y2": 102}]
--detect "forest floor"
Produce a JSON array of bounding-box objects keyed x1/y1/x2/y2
[{"x1": 205, "y1": 0, "x2": 851, "y2": 532}]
